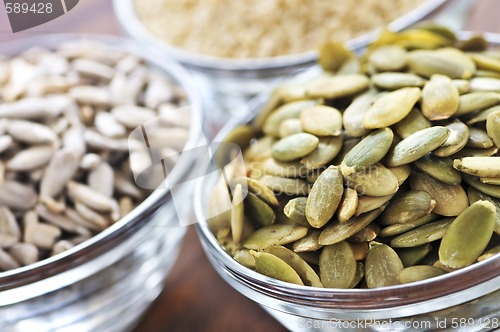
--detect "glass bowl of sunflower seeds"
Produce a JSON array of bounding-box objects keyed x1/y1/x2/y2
[
  {"x1": 0, "y1": 34, "x2": 203, "y2": 331},
  {"x1": 195, "y1": 27, "x2": 500, "y2": 331}
]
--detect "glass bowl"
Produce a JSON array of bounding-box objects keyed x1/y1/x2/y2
[
  {"x1": 0, "y1": 34, "x2": 203, "y2": 331},
  {"x1": 193, "y1": 32, "x2": 500, "y2": 332},
  {"x1": 113, "y1": 0, "x2": 445, "y2": 127}
]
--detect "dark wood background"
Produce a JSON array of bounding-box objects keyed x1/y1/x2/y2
[{"x1": 1, "y1": 1, "x2": 499, "y2": 331}]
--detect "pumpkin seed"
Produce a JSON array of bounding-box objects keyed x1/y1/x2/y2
[
  {"x1": 433, "y1": 120, "x2": 469, "y2": 157},
  {"x1": 452, "y1": 79, "x2": 470, "y2": 94},
  {"x1": 261, "y1": 158, "x2": 308, "y2": 178},
  {"x1": 300, "y1": 136, "x2": 343, "y2": 170},
  {"x1": 319, "y1": 209, "x2": 382, "y2": 245},
  {"x1": 345, "y1": 164, "x2": 399, "y2": 196},
  {"x1": 470, "y1": 77, "x2": 500, "y2": 92},
  {"x1": 231, "y1": 184, "x2": 245, "y2": 243},
  {"x1": 467, "y1": 187, "x2": 500, "y2": 235},
  {"x1": 364, "y1": 87, "x2": 421, "y2": 129},
  {"x1": 234, "y1": 249, "x2": 255, "y2": 268},
  {"x1": 251, "y1": 251, "x2": 304, "y2": 285},
  {"x1": 439, "y1": 201, "x2": 496, "y2": 268},
  {"x1": 244, "y1": 193, "x2": 275, "y2": 227},
  {"x1": 421, "y1": 74, "x2": 459, "y2": 120},
  {"x1": 245, "y1": 136, "x2": 274, "y2": 162},
  {"x1": 466, "y1": 105, "x2": 500, "y2": 126},
  {"x1": 372, "y1": 72, "x2": 425, "y2": 90},
  {"x1": 409, "y1": 171, "x2": 469, "y2": 216},
  {"x1": 283, "y1": 197, "x2": 308, "y2": 227},
  {"x1": 265, "y1": 246, "x2": 323, "y2": 287},
  {"x1": 456, "y1": 92, "x2": 500, "y2": 116},
  {"x1": 388, "y1": 164, "x2": 412, "y2": 186},
  {"x1": 368, "y1": 45, "x2": 407, "y2": 72},
  {"x1": 451, "y1": 146, "x2": 498, "y2": 158},
  {"x1": 279, "y1": 118, "x2": 303, "y2": 137},
  {"x1": 453, "y1": 157, "x2": 500, "y2": 177},
  {"x1": 259, "y1": 175, "x2": 310, "y2": 195},
  {"x1": 466, "y1": 128, "x2": 494, "y2": 148},
  {"x1": 272, "y1": 133, "x2": 319, "y2": 162},
  {"x1": 337, "y1": 188, "x2": 358, "y2": 223},
  {"x1": 394, "y1": 108, "x2": 431, "y2": 139},
  {"x1": 397, "y1": 244, "x2": 433, "y2": 267},
  {"x1": 263, "y1": 100, "x2": 320, "y2": 137},
  {"x1": 407, "y1": 49, "x2": 475, "y2": 79},
  {"x1": 463, "y1": 174, "x2": 500, "y2": 198},
  {"x1": 243, "y1": 224, "x2": 308, "y2": 250},
  {"x1": 349, "y1": 242, "x2": 369, "y2": 261},
  {"x1": 398, "y1": 265, "x2": 446, "y2": 283},
  {"x1": 480, "y1": 177, "x2": 500, "y2": 185},
  {"x1": 304, "y1": 75, "x2": 370, "y2": 99},
  {"x1": 380, "y1": 213, "x2": 438, "y2": 237},
  {"x1": 486, "y1": 110, "x2": 500, "y2": 147},
  {"x1": 355, "y1": 194, "x2": 394, "y2": 216},
  {"x1": 341, "y1": 128, "x2": 393, "y2": 176},
  {"x1": 319, "y1": 241, "x2": 357, "y2": 288},
  {"x1": 300, "y1": 105, "x2": 342, "y2": 136},
  {"x1": 292, "y1": 229, "x2": 322, "y2": 252},
  {"x1": 350, "y1": 223, "x2": 380, "y2": 242},
  {"x1": 379, "y1": 191, "x2": 436, "y2": 225},
  {"x1": 470, "y1": 53, "x2": 500, "y2": 72},
  {"x1": 391, "y1": 218, "x2": 453, "y2": 248},
  {"x1": 343, "y1": 90, "x2": 375, "y2": 137},
  {"x1": 414, "y1": 155, "x2": 462, "y2": 185},
  {"x1": 232, "y1": 177, "x2": 279, "y2": 208},
  {"x1": 477, "y1": 245, "x2": 500, "y2": 262},
  {"x1": 306, "y1": 166, "x2": 343, "y2": 228},
  {"x1": 386, "y1": 126, "x2": 450, "y2": 166},
  {"x1": 365, "y1": 242, "x2": 404, "y2": 288}
]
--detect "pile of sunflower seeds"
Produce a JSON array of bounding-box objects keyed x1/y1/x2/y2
[
  {"x1": 0, "y1": 41, "x2": 189, "y2": 271},
  {"x1": 208, "y1": 26, "x2": 500, "y2": 288}
]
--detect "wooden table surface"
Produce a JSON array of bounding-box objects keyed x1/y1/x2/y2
[{"x1": 1, "y1": 1, "x2": 500, "y2": 331}]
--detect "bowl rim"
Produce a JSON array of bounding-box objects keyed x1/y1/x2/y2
[
  {"x1": 113, "y1": 0, "x2": 446, "y2": 72},
  {"x1": 0, "y1": 33, "x2": 204, "y2": 288},
  {"x1": 193, "y1": 30, "x2": 500, "y2": 313}
]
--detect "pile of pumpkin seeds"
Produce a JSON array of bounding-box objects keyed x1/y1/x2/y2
[
  {"x1": 0, "y1": 41, "x2": 189, "y2": 271},
  {"x1": 208, "y1": 25, "x2": 500, "y2": 288}
]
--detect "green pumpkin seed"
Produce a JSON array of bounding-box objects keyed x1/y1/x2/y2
[
  {"x1": 368, "y1": 45, "x2": 407, "y2": 72},
  {"x1": 462, "y1": 174, "x2": 500, "y2": 198},
  {"x1": 345, "y1": 163, "x2": 399, "y2": 196},
  {"x1": 260, "y1": 175, "x2": 310, "y2": 195},
  {"x1": 466, "y1": 128, "x2": 494, "y2": 148},
  {"x1": 319, "y1": 209, "x2": 383, "y2": 245},
  {"x1": 234, "y1": 249, "x2": 255, "y2": 268},
  {"x1": 407, "y1": 49, "x2": 475, "y2": 79},
  {"x1": 297, "y1": 252, "x2": 320, "y2": 266},
  {"x1": 433, "y1": 260, "x2": 460, "y2": 273},
  {"x1": 396, "y1": 29, "x2": 451, "y2": 49},
  {"x1": 394, "y1": 108, "x2": 431, "y2": 139},
  {"x1": 452, "y1": 79, "x2": 470, "y2": 94},
  {"x1": 380, "y1": 213, "x2": 438, "y2": 237},
  {"x1": 456, "y1": 92, "x2": 499, "y2": 116},
  {"x1": 337, "y1": 188, "x2": 359, "y2": 223},
  {"x1": 416, "y1": 23, "x2": 457, "y2": 42},
  {"x1": 364, "y1": 87, "x2": 421, "y2": 129},
  {"x1": 341, "y1": 128, "x2": 394, "y2": 176},
  {"x1": 244, "y1": 136, "x2": 274, "y2": 162},
  {"x1": 486, "y1": 111, "x2": 500, "y2": 147},
  {"x1": 266, "y1": 246, "x2": 323, "y2": 287},
  {"x1": 409, "y1": 171, "x2": 469, "y2": 216},
  {"x1": 470, "y1": 77, "x2": 500, "y2": 92},
  {"x1": 319, "y1": 41, "x2": 353, "y2": 72},
  {"x1": 421, "y1": 74, "x2": 459, "y2": 120},
  {"x1": 279, "y1": 118, "x2": 303, "y2": 137},
  {"x1": 466, "y1": 105, "x2": 500, "y2": 125},
  {"x1": 332, "y1": 138, "x2": 360, "y2": 165},
  {"x1": 244, "y1": 193, "x2": 275, "y2": 227},
  {"x1": 284, "y1": 197, "x2": 308, "y2": 227},
  {"x1": 470, "y1": 53, "x2": 500, "y2": 72},
  {"x1": 365, "y1": 242, "x2": 404, "y2": 288},
  {"x1": 252, "y1": 89, "x2": 282, "y2": 131},
  {"x1": 272, "y1": 133, "x2": 319, "y2": 162},
  {"x1": 301, "y1": 136, "x2": 343, "y2": 170},
  {"x1": 397, "y1": 244, "x2": 433, "y2": 267},
  {"x1": 433, "y1": 120, "x2": 469, "y2": 157},
  {"x1": 391, "y1": 218, "x2": 453, "y2": 248},
  {"x1": 306, "y1": 166, "x2": 343, "y2": 228},
  {"x1": 379, "y1": 191, "x2": 436, "y2": 225},
  {"x1": 304, "y1": 75, "x2": 370, "y2": 99},
  {"x1": 350, "y1": 223, "x2": 380, "y2": 242},
  {"x1": 243, "y1": 224, "x2": 308, "y2": 250},
  {"x1": 386, "y1": 126, "x2": 450, "y2": 167},
  {"x1": 475, "y1": 69, "x2": 500, "y2": 78},
  {"x1": 388, "y1": 164, "x2": 412, "y2": 186},
  {"x1": 300, "y1": 105, "x2": 342, "y2": 136},
  {"x1": 467, "y1": 187, "x2": 500, "y2": 235},
  {"x1": 223, "y1": 125, "x2": 254, "y2": 150},
  {"x1": 350, "y1": 262, "x2": 365, "y2": 288},
  {"x1": 439, "y1": 201, "x2": 496, "y2": 268},
  {"x1": 337, "y1": 56, "x2": 361, "y2": 75},
  {"x1": 292, "y1": 229, "x2": 322, "y2": 252},
  {"x1": 232, "y1": 177, "x2": 279, "y2": 208},
  {"x1": 319, "y1": 241, "x2": 357, "y2": 288},
  {"x1": 231, "y1": 184, "x2": 245, "y2": 243},
  {"x1": 355, "y1": 194, "x2": 394, "y2": 216},
  {"x1": 414, "y1": 155, "x2": 462, "y2": 185},
  {"x1": 481, "y1": 177, "x2": 500, "y2": 185},
  {"x1": 372, "y1": 72, "x2": 425, "y2": 90},
  {"x1": 263, "y1": 100, "x2": 320, "y2": 137},
  {"x1": 349, "y1": 242, "x2": 369, "y2": 261},
  {"x1": 478, "y1": 245, "x2": 500, "y2": 261},
  {"x1": 343, "y1": 90, "x2": 376, "y2": 137},
  {"x1": 261, "y1": 158, "x2": 308, "y2": 178},
  {"x1": 453, "y1": 157, "x2": 500, "y2": 177},
  {"x1": 251, "y1": 251, "x2": 304, "y2": 285},
  {"x1": 398, "y1": 265, "x2": 446, "y2": 283}
]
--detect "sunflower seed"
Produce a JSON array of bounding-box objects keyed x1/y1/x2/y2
[
  {"x1": 67, "y1": 181, "x2": 116, "y2": 212},
  {"x1": 7, "y1": 120, "x2": 58, "y2": 144},
  {"x1": 40, "y1": 148, "x2": 80, "y2": 198},
  {"x1": 6, "y1": 145, "x2": 54, "y2": 171},
  {"x1": 94, "y1": 111, "x2": 126, "y2": 138},
  {"x1": 0, "y1": 249, "x2": 20, "y2": 271},
  {"x1": 51, "y1": 240, "x2": 74, "y2": 256},
  {"x1": 0, "y1": 181, "x2": 37, "y2": 210}
]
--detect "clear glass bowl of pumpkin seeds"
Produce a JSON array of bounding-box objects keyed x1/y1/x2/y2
[
  {"x1": 0, "y1": 34, "x2": 203, "y2": 331},
  {"x1": 195, "y1": 27, "x2": 500, "y2": 331}
]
